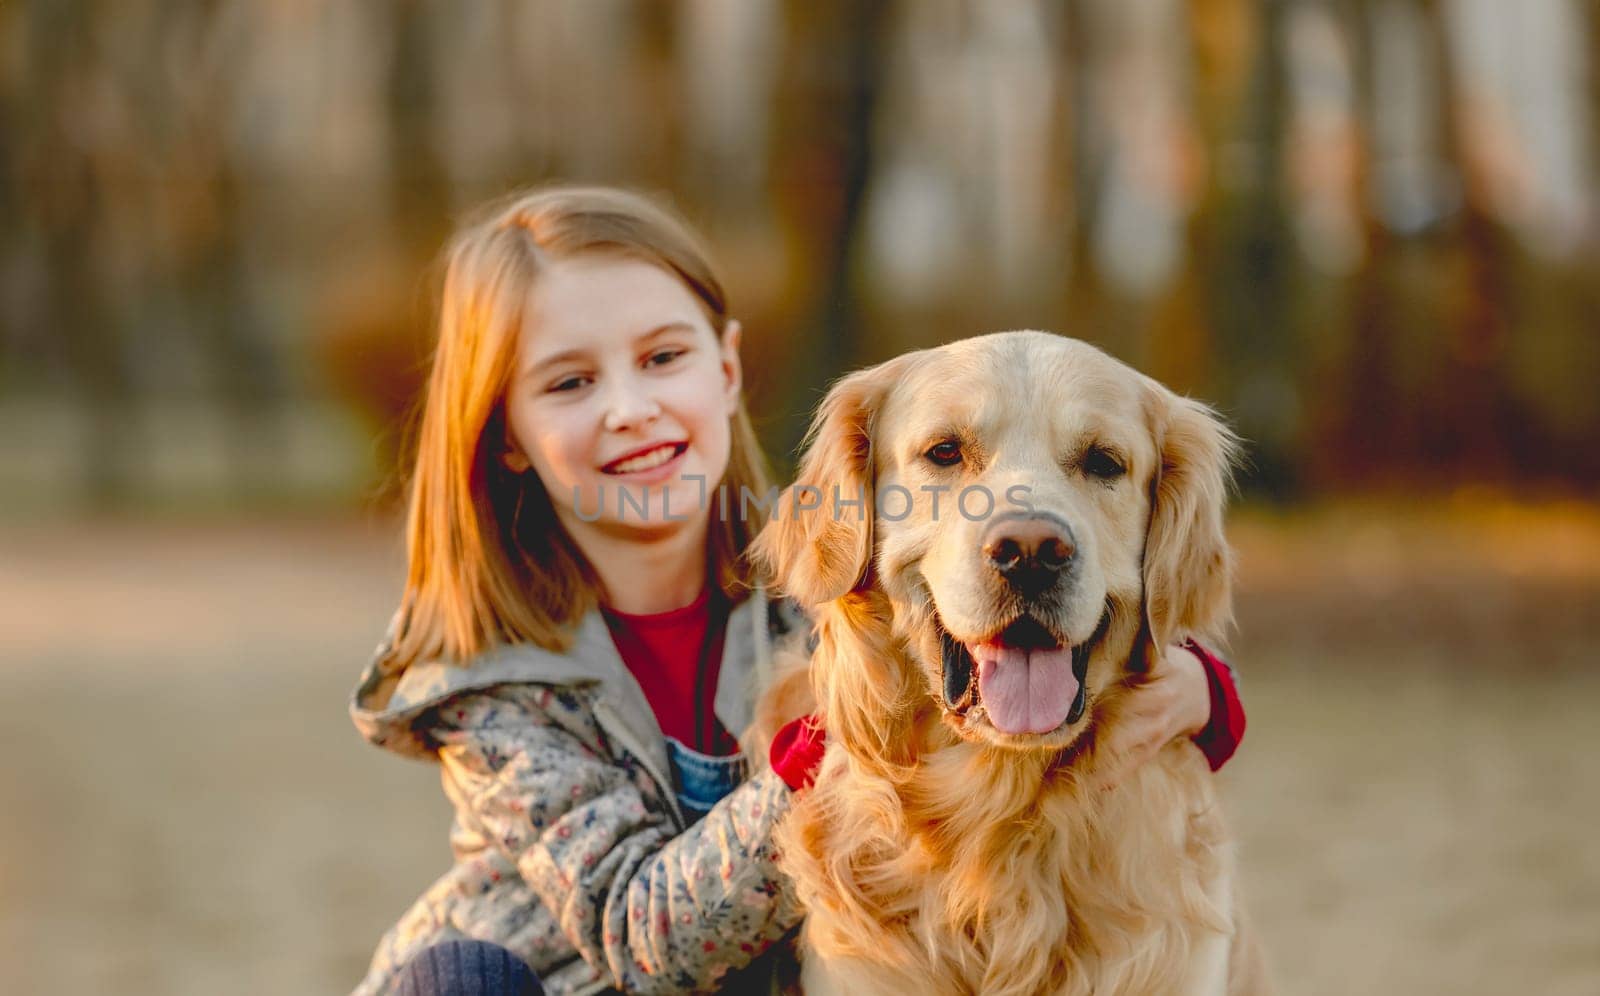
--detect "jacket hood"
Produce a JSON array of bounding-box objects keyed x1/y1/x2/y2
[{"x1": 350, "y1": 588, "x2": 778, "y2": 763}]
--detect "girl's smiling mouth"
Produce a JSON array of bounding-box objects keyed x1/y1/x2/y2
[{"x1": 601, "y1": 441, "x2": 689, "y2": 476}]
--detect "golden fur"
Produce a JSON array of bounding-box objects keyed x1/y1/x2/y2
[{"x1": 751, "y1": 332, "x2": 1267, "y2": 995}]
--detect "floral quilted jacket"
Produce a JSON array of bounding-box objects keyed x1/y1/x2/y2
[{"x1": 348, "y1": 588, "x2": 809, "y2": 995}]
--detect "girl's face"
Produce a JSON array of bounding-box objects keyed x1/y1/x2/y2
[{"x1": 504, "y1": 255, "x2": 742, "y2": 537}]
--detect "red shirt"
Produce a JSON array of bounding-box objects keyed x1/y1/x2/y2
[{"x1": 601, "y1": 588, "x2": 739, "y2": 756}]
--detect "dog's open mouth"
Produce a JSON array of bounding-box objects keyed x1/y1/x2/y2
[{"x1": 941, "y1": 614, "x2": 1092, "y2": 736}]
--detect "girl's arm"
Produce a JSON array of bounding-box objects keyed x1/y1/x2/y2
[
  {"x1": 1183, "y1": 638, "x2": 1245, "y2": 771},
  {"x1": 1093, "y1": 641, "x2": 1246, "y2": 788},
  {"x1": 430, "y1": 685, "x2": 800, "y2": 994}
]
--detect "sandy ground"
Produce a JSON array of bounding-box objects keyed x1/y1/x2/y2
[{"x1": 2, "y1": 507, "x2": 1597, "y2": 995}]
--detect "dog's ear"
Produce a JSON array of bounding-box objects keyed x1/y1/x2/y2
[
  {"x1": 752, "y1": 357, "x2": 909, "y2": 607},
  {"x1": 1141, "y1": 383, "x2": 1240, "y2": 646}
]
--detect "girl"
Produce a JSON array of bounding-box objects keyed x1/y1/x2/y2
[{"x1": 348, "y1": 186, "x2": 1245, "y2": 996}]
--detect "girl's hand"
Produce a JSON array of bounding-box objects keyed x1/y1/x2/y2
[{"x1": 1094, "y1": 643, "x2": 1214, "y2": 789}]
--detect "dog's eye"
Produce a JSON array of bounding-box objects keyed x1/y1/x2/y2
[
  {"x1": 1083, "y1": 446, "x2": 1125, "y2": 480},
  {"x1": 925, "y1": 440, "x2": 963, "y2": 467}
]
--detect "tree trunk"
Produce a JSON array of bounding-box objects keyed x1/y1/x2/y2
[
  {"x1": 1418, "y1": 0, "x2": 1515, "y2": 482},
  {"x1": 765, "y1": 0, "x2": 891, "y2": 465}
]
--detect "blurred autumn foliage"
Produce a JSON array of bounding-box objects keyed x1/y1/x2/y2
[{"x1": 2, "y1": 0, "x2": 1597, "y2": 509}]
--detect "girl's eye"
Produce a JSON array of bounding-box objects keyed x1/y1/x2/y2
[
  {"x1": 645, "y1": 348, "x2": 687, "y2": 368},
  {"x1": 1083, "y1": 445, "x2": 1126, "y2": 480},
  {"x1": 925, "y1": 440, "x2": 963, "y2": 467},
  {"x1": 547, "y1": 374, "x2": 591, "y2": 394}
]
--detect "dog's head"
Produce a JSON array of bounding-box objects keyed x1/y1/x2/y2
[{"x1": 753, "y1": 332, "x2": 1237, "y2": 759}]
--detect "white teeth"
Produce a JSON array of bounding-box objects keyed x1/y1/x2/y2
[{"x1": 610, "y1": 444, "x2": 678, "y2": 473}]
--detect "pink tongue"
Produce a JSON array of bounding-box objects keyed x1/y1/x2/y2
[{"x1": 973, "y1": 644, "x2": 1078, "y2": 735}]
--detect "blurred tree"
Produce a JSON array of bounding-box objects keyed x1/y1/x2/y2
[
  {"x1": 766, "y1": 0, "x2": 891, "y2": 465},
  {"x1": 1419, "y1": 0, "x2": 1518, "y2": 482},
  {"x1": 1150, "y1": 0, "x2": 1254, "y2": 398},
  {"x1": 1197, "y1": 0, "x2": 1300, "y2": 498},
  {"x1": 388, "y1": 0, "x2": 450, "y2": 255},
  {"x1": 317, "y1": 0, "x2": 452, "y2": 500},
  {"x1": 1061, "y1": 0, "x2": 1108, "y2": 342},
  {"x1": 164, "y1": 0, "x2": 288, "y2": 500},
  {"x1": 20, "y1": 0, "x2": 136, "y2": 506},
  {"x1": 1320, "y1": 0, "x2": 1408, "y2": 487}
]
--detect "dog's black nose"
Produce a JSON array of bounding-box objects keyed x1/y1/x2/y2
[{"x1": 983, "y1": 515, "x2": 1076, "y2": 599}]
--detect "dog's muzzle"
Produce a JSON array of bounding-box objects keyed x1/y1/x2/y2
[{"x1": 939, "y1": 616, "x2": 1093, "y2": 730}]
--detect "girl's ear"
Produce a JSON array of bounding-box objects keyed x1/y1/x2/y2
[
  {"x1": 501, "y1": 448, "x2": 531, "y2": 474},
  {"x1": 720, "y1": 319, "x2": 744, "y2": 414},
  {"x1": 499, "y1": 412, "x2": 532, "y2": 473}
]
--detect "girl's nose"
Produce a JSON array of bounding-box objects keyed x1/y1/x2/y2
[{"x1": 600, "y1": 377, "x2": 663, "y2": 433}]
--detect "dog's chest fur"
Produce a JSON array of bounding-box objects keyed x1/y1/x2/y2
[{"x1": 783, "y1": 738, "x2": 1232, "y2": 996}]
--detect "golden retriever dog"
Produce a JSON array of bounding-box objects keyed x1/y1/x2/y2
[{"x1": 750, "y1": 331, "x2": 1268, "y2": 995}]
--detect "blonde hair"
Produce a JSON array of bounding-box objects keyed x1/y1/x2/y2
[{"x1": 382, "y1": 186, "x2": 772, "y2": 673}]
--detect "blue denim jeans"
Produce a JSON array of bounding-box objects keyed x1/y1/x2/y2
[
  {"x1": 665, "y1": 736, "x2": 746, "y2": 821},
  {"x1": 393, "y1": 939, "x2": 544, "y2": 996}
]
